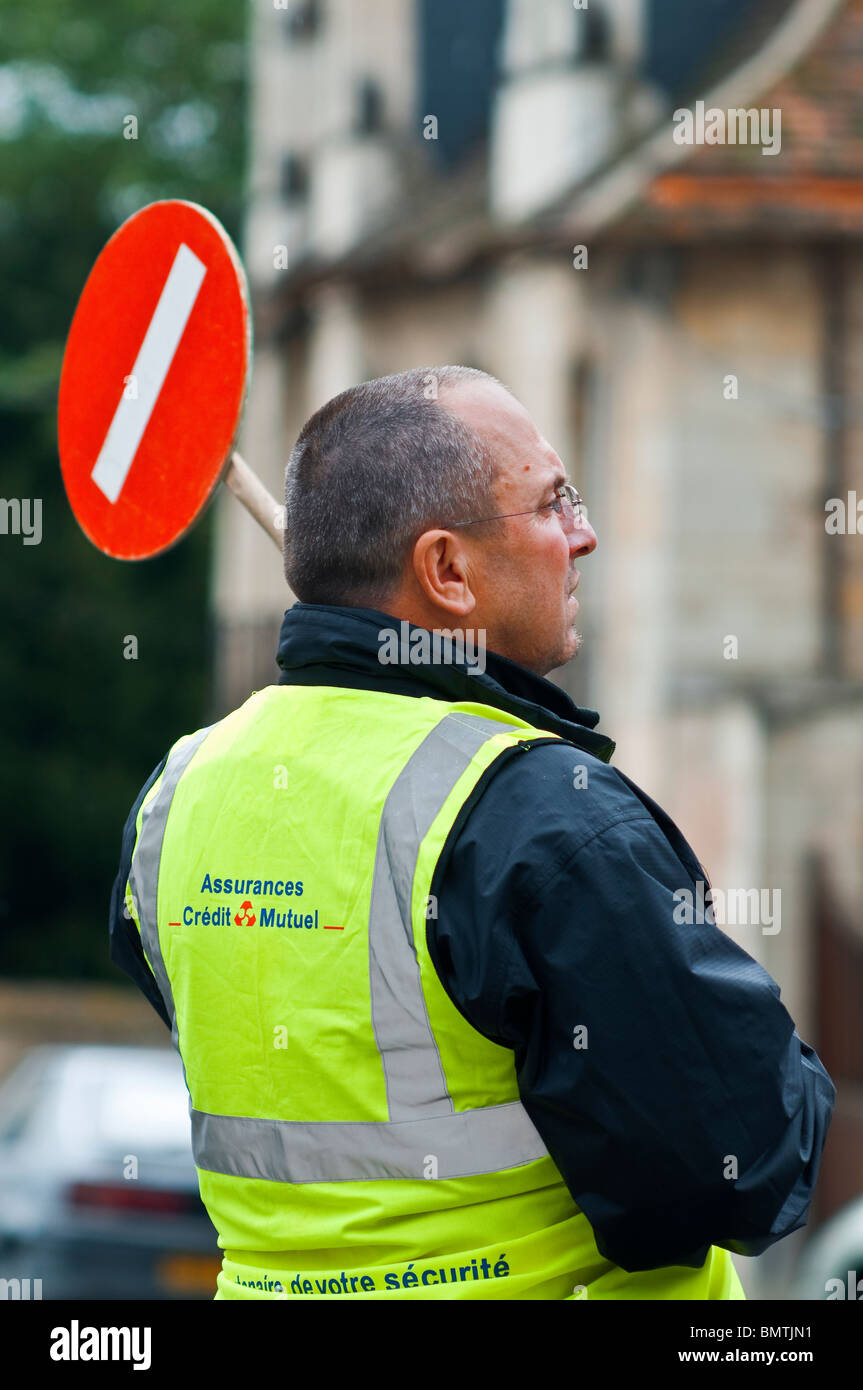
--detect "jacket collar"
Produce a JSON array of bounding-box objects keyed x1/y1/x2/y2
[{"x1": 275, "y1": 602, "x2": 616, "y2": 762}]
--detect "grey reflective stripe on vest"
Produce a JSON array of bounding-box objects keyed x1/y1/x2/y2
[
  {"x1": 369, "y1": 711, "x2": 526, "y2": 1122},
  {"x1": 192, "y1": 1099, "x2": 546, "y2": 1183},
  {"x1": 130, "y1": 708, "x2": 551, "y2": 1181},
  {"x1": 127, "y1": 726, "x2": 214, "y2": 1048}
]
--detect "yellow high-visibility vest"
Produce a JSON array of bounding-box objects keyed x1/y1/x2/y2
[{"x1": 125, "y1": 684, "x2": 745, "y2": 1300}]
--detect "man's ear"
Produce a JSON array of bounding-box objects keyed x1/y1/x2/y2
[{"x1": 411, "y1": 529, "x2": 477, "y2": 618}]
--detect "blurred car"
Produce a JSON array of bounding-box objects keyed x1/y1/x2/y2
[
  {"x1": 791, "y1": 1196, "x2": 863, "y2": 1300},
  {"x1": 0, "y1": 1043, "x2": 221, "y2": 1299}
]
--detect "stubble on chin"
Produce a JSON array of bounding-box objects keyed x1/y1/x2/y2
[
  {"x1": 556, "y1": 627, "x2": 584, "y2": 673},
  {"x1": 533, "y1": 629, "x2": 583, "y2": 679}
]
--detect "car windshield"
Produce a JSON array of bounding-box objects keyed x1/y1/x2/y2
[{"x1": 0, "y1": 1047, "x2": 193, "y2": 1160}]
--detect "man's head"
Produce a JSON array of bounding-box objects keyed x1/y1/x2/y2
[{"x1": 283, "y1": 365, "x2": 597, "y2": 676}]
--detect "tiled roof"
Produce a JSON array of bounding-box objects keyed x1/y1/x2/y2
[
  {"x1": 267, "y1": 0, "x2": 860, "y2": 318},
  {"x1": 628, "y1": 0, "x2": 863, "y2": 238}
]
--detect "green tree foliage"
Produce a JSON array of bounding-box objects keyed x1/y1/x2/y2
[{"x1": 0, "y1": 2, "x2": 248, "y2": 978}]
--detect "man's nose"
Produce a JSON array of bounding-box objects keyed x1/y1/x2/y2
[{"x1": 569, "y1": 517, "x2": 597, "y2": 556}]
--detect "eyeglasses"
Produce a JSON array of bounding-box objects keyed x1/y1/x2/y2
[{"x1": 448, "y1": 483, "x2": 588, "y2": 531}]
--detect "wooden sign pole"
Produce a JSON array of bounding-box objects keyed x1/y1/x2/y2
[{"x1": 224, "y1": 451, "x2": 283, "y2": 550}]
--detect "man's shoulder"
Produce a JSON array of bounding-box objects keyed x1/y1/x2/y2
[
  {"x1": 441, "y1": 738, "x2": 656, "y2": 889},
  {"x1": 443, "y1": 734, "x2": 710, "y2": 904},
  {"x1": 488, "y1": 737, "x2": 652, "y2": 837}
]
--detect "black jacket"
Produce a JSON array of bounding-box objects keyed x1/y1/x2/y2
[{"x1": 109, "y1": 602, "x2": 836, "y2": 1274}]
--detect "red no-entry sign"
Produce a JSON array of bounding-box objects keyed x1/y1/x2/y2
[{"x1": 58, "y1": 200, "x2": 254, "y2": 560}]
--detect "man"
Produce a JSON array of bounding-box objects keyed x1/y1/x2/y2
[{"x1": 110, "y1": 365, "x2": 835, "y2": 1301}]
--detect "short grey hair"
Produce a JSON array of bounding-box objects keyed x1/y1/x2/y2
[{"x1": 283, "y1": 365, "x2": 507, "y2": 607}]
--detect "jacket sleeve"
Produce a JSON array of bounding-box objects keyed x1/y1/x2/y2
[
  {"x1": 428, "y1": 743, "x2": 836, "y2": 1274},
  {"x1": 108, "y1": 754, "x2": 172, "y2": 1030}
]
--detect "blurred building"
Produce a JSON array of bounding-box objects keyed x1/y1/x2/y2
[{"x1": 215, "y1": 0, "x2": 863, "y2": 1292}]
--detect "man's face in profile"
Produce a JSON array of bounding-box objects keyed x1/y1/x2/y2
[{"x1": 442, "y1": 380, "x2": 597, "y2": 677}]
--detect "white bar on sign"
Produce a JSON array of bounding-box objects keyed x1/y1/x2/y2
[{"x1": 91, "y1": 243, "x2": 207, "y2": 504}]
